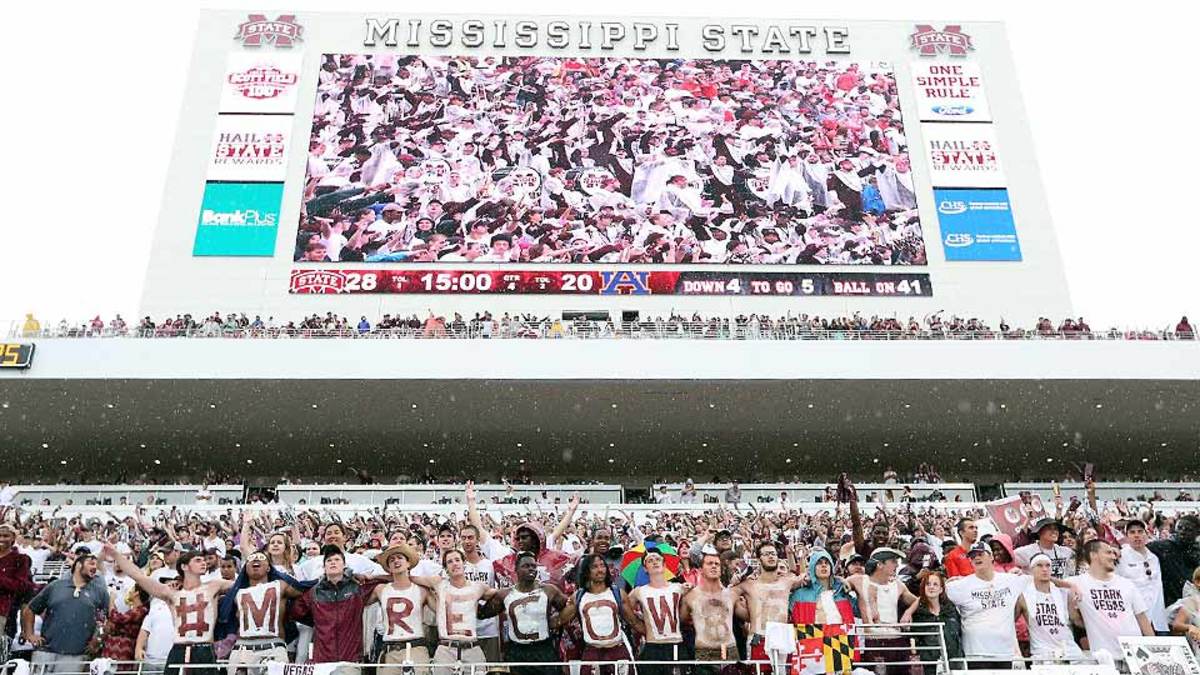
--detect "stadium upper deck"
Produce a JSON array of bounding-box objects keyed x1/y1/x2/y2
[{"x1": 1, "y1": 333, "x2": 1196, "y2": 480}]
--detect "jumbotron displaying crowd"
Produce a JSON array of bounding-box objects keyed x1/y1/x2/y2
[
  {"x1": 298, "y1": 56, "x2": 925, "y2": 266},
  {"x1": 14, "y1": 312, "x2": 1199, "y2": 341},
  {"x1": 2, "y1": 479, "x2": 1198, "y2": 675}
]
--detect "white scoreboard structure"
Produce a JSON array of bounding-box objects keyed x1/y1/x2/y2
[{"x1": 141, "y1": 12, "x2": 1071, "y2": 321}]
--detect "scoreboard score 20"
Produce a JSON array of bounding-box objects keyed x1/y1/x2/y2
[{"x1": 290, "y1": 270, "x2": 933, "y2": 297}]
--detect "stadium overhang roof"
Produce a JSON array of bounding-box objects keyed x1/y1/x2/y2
[{"x1": 1, "y1": 339, "x2": 1197, "y2": 480}]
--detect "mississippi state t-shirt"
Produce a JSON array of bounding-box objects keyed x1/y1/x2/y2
[
  {"x1": 945, "y1": 572, "x2": 1028, "y2": 659},
  {"x1": 1067, "y1": 573, "x2": 1148, "y2": 660}
]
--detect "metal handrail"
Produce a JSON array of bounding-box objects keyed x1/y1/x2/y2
[
  {"x1": 0, "y1": 621, "x2": 1113, "y2": 675},
  {"x1": 2, "y1": 623, "x2": 959, "y2": 675},
  {"x1": 6, "y1": 321, "x2": 1196, "y2": 342}
]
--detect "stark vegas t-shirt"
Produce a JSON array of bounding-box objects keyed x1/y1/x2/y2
[
  {"x1": 1067, "y1": 573, "x2": 1148, "y2": 660},
  {"x1": 945, "y1": 572, "x2": 1028, "y2": 659}
]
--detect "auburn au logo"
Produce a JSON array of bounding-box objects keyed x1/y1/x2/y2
[{"x1": 600, "y1": 271, "x2": 650, "y2": 295}]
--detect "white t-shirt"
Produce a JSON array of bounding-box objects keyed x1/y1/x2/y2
[
  {"x1": 1116, "y1": 545, "x2": 1167, "y2": 631},
  {"x1": 202, "y1": 537, "x2": 227, "y2": 557},
  {"x1": 75, "y1": 539, "x2": 103, "y2": 556},
  {"x1": 945, "y1": 572, "x2": 1027, "y2": 659},
  {"x1": 297, "y1": 552, "x2": 385, "y2": 581},
  {"x1": 1068, "y1": 572, "x2": 1148, "y2": 660},
  {"x1": 141, "y1": 600, "x2": 175, "y2": 661},
  {"x1": 463, "y1": 555, "x2": 499, "y2": 639},
  {"x1": 1021, "y1": 584, "x2": 1083, "y2": 660},
  {"x1": 106, "y1": 571, "x2": 136, "y2": 613},
  {"x1": 19, "y1": 546, "x2": 52, "y2": 575},
  {"x1": 1013, "y1": 543, "x2": 1075, "y2": 578}
]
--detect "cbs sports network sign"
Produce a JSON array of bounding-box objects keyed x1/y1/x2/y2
[{"x1": 174, "y1": 12, "x2": 1064, "y2": 305}]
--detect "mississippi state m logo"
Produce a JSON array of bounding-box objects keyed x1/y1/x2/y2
[
  {"x1": 600, "y1": 271, "x2": 650, "y2": 295},
  {"x1": 236, "y1": 14, "x2": 304, "y2": 48},
  {"x1": 911, "y1": 25, "x2": 973, "y2": 56}
]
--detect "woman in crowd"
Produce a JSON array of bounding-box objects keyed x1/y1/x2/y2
[{"x1": 904, "y1": 570, "x2": 963, "y2": 674}]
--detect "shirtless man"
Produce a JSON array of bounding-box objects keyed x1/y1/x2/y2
[
  {"x1": 624, "y1": 548, "x2": 690, "y2": 675},
  {"x1": 105, "y1": 543, "x2": 235, "y2": 675},
  {"x1": 487, "y1": 552, "x2": 568, "y2": 675},
  {"x1": 737, "y1": 542, "x2": 802, "y2": 673},
  {"x1": 683, "y1": 545, "x2": 745, "y2": 675}
]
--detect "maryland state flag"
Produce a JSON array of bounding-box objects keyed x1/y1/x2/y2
[{"x1": 792, "y1": 624, "x2": 856, "y2": 675}]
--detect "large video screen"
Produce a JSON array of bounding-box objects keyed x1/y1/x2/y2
[{"x1": 295, "y1": 55, "x2": 926, "y2": 267}]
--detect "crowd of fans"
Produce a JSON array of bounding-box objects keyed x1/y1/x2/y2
[
  {"x1": 298, "y1": 56, "x2": 925, "y2": 266},
  {"x1": 14, "y1": 312, "x2": 1198, "y2": 341},
  {"x1": 1, "y1": 478, "x2": 1198, "y2": 675}
]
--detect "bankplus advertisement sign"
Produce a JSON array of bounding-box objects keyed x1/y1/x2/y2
[
  {"x1": 935, "y1": 188, "x2": 1022, "y2": 261},
  {"x1": 193, "y1": 182, "x2": 284, "y2": 256}
]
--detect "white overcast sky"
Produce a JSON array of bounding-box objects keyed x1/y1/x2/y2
[{"x1": 0, "y1": 2, "x2": 1193, "y2": 329}]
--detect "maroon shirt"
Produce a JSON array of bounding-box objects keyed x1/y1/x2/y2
[
  {"x1": 290, "y1": 576, "x2": 381, "y2": 662},
  {"x1": 0, "y1": 549, "x2": 33, "y2": 616}
]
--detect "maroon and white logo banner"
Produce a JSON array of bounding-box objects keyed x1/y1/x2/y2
[
  {"x1": 235, "y1": 14, "x2": 304, "y2": 48},
  {"x1": 910, "y1": 25, "x2": 973, "y2": 56}
]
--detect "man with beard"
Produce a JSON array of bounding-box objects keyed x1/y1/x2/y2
[
  {"x1": 734, "y1": 542, "x2": 801, "y2": 673},
  {"x1": 105, "y1": 544, "x2": 236, "y2": 675},
  {"x1": 487, "y1": 552, "x2": 569, "y2": 675},
  {"x1": 22, "y1": 550, "x2": 109, "y2": 674},
  {"x1": 1148, "y1": 514, "x2": 1200, "y2": 607},
  {"x1": 558, "y1": 553, "x2": 638, "y2": 675},
  {"x1": 219, "y1": 550, "x2": 312, "y2": 675}
]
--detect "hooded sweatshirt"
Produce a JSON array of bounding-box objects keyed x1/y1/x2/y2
[
  {"x1": 789, "y1": 549, "x2": 858, "y2": 625},
  {"x1": 493, "y1": 521, "x2": 573, "y2": 591},
  {"x1": 989, "y1": 535, "x2": 1018, "y2": 573}
]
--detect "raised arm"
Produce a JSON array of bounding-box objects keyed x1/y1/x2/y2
[
  {"x1": 849, "y1": 489, "x2": 866, "y2": 555},
  {"x1": 239, "y1": 510, "x2": 256, "y2": 559},
  {"x1": 550, "y1": 493, "x2": 580, "y2": 546},
  {"x1": 104, "y1": 543, "x2": 174, "y2": 600},
  {"x1": 466, "y1": 480, "x2": 485, "y2": 535}
]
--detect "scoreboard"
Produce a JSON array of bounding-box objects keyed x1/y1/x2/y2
[
  {"x1": 290, "y1": 269, "x2": 933, "y2": 297},
  {"x1": 139, "y1": 12, "x2": 1071, "y2": 320}
]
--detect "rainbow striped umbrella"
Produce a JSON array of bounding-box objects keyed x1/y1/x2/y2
[{"x1": 618, "y1": 540, "x2": 681, "y2": 587}]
